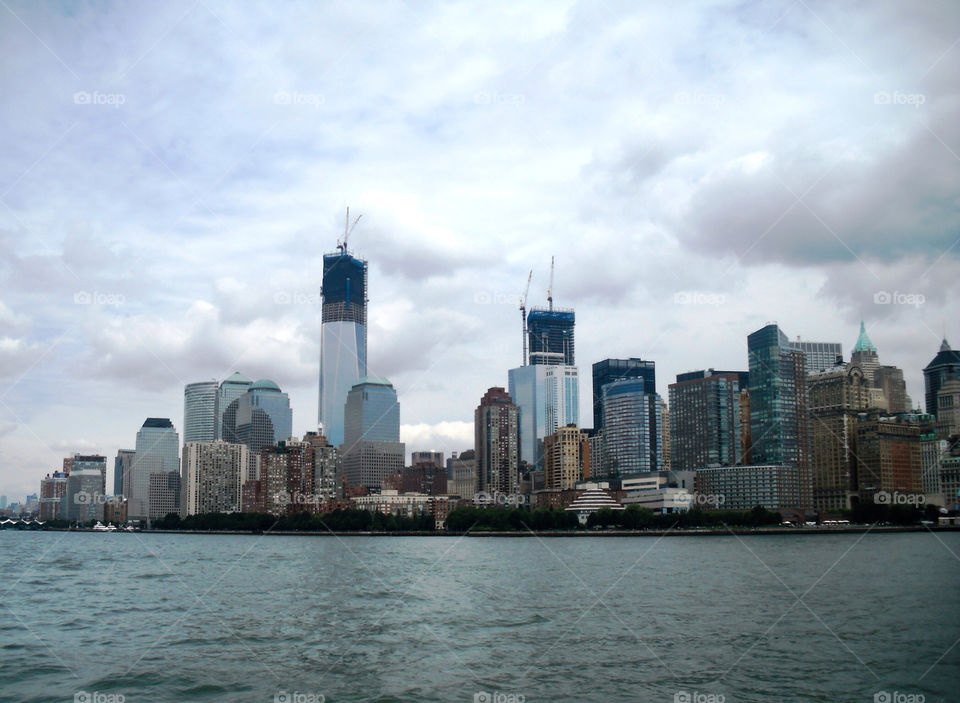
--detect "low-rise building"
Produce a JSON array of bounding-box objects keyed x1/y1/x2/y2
[{"x1": 694, "y1": 464, "x2": 811, "y2": 512}]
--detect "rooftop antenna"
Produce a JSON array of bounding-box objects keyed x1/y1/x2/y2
[
  {"x1": 547, "y1": 255, "x2": 555, "y2": 311},
  {"x1": 520, "y1": 269, "x2": 532, "y2": 366},
  {"x1": 337, "y1": 206, "x2": 362, "y2": 254}
]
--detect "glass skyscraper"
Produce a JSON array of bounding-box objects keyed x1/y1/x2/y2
[
  {"x1": 747, "y1": 324, "x2": 810, "y2": 468},
  {"x1": 592, "y1": 358, "x2": 656, "y2": 431},
  {"x1": 600, "y1": 378, "x2": 661, "y2": 476},
  {"x1": 342, "y1": 377, "x2": 404, "y2": 489},
  {"x1": 130, "y1": 418, "x2": 180, "y2": 520},
  {"x1": 527, "y1": 308, "x2": 575, "y2": 366},
  {"x1": 319, "y1": 250, "x2": 368, "y2": 447},
  {"x1": 924, "y1": 338, "x2": 960, "y2": 416},
  {"x1": 795, "y1": 340, "x2": 843, "y2": 374},
  {"x1": 233, "y1": 380, "x2": 293, "y2": 454},
  {"x1": 183, "y1": 380, "x2": 219, "y2": 443},
  {"x1": 508, "y1": 363, "x2": 579, "y2": 469},
  {"x1": 669, "y1": 370, "x2": 745, "y2": 471},
  {"x1": 218, "y1": 372, "x2": 252, "y2": 440}
]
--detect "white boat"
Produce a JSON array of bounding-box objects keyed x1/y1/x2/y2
[{"x1": 92, "y1": 522, "x2": 109, "y2": 531}]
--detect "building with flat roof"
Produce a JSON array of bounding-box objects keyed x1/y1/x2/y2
[
  {"x1": 475, "y1": 387, "x2": 521, "y2": 496},
  {"x1": 342, "y1": 377, "x2": 404, "y2": 490},
  {"x1": 694, "y1": 464, "x2": 811, "y2": 512}
]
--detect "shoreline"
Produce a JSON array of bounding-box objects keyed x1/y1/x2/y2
[{"x1": 18, "y1": 525, "x2": 960, "y2": 537}]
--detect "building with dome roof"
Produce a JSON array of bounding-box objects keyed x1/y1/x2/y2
[
  {"x1": 221, "y1": 380, "x2": 293, "y2": 465},
  {"x1": 924, "y1": 338, "x2": 960, "y2": 417},
  {"x1": 217, "y1": 372, "x2": 252, "y2": 440}
]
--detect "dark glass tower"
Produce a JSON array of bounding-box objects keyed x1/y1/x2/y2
[
  {"x1": 592, "y1": 358, "x2": 656, "y2": 430},
  {"x1": 747, "y1": 324, "x2": 809, "y2": 468},
  {"x1": 526, "y1": 308, "x2": 575, "y2": 366},
  {"x1": 924, "y1": 338, "x2": 960, "y2": 416},
  {"x1": 319, "y1": 250, "x2": 368, "y2": 447}
]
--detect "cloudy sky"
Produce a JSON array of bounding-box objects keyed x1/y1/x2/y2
[{"x1": 1, "y1": 0, "x2": 958, "y2": 500}]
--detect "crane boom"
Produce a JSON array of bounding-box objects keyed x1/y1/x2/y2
[
  {"x1": 337, "y1": 206, "x2": 362, "y2": 253},
  {"x1": 520, "y1": 269, "x2": 533, "y2": 366}
]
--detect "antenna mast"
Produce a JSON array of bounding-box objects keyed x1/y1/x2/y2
[{"x1": 547, "y1": 255, "x2": 554, "y2": 311}]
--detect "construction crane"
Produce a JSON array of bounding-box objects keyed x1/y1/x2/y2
[
  {"x1": 547, "y1": 255, "x2": 555, "y2": 311},
  {"x1": 519, "y1": 269, "x2": 533, "y2": 366},
  {"x1": 337, "y1": 206, "x2": 362, "y2": 254}
]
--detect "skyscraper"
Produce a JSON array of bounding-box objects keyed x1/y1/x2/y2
[
  {"x1": 747, "y1": 324, "x2": 810, "y2": 469},
  {"x1": 70, "y1": 454, "x2": 107, "y2": 496},
  {"x1": 924, "y1": 338, "x2": 960, "y2": 417},
  {"x1": 181, "y1": 441, "x2": 250, "y2": 516},
  {"x1": 543, "y1": 425, "x2": 590, "y2": 490},
  {"x1": 129, "y1": 418, "x2": 180, "y2": 520},
  {"x1": 600, "y1": 378, "x2": 661, "y2": 476},
  {"x1": 527, "y1": 308, "x2": 575, "y2": 366},
  {"x1": 221, "y1": 380, "x2": 294, "y2": 472},
  {"x1": 475, "y1": 387, "x2": 521, "y2": 496},
  {"x1": 341, "y1": 377, "x2": 404, "y2": 489},
  {"x1": 183, "y1": 380, "x2": 219, "y2": 443},
  {"x1": 319, "y1": 245, "x2": 368, "y2": 448},
  {"x1": 114, "y1": 449, "x2": 135, "y2": 497},
  {"x1": 218, "y1": 372, "x2": 252, "y2": 440},
  {"x1": 795, "y1": 339, "x2": 843, "y2": 375},
  {"x1": 508, "y1": 363, "x2": 579, "y2": 469},
  {"x1": 592, "y1": 358, "x2": 656, "y2": 431},
  {"x1": 669, "y1": 370, "x2": 745, "y2": 471}
]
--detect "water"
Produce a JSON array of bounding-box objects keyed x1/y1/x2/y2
[{"x1": 0, "y1": 531, "x2": 957, "y2": 703}]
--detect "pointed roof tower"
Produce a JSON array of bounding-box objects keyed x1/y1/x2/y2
[{"x1": 853, "y1": 320, "x2": 877, "y2": 354}]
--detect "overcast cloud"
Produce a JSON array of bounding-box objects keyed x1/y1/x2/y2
[{"x1": 1, "y1": 0, "x2": 958, "y2": 499}]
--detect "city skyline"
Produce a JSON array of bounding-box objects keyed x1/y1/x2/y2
[{"x1": 1, "y1": 2, "x2": 958, "y2": 500}]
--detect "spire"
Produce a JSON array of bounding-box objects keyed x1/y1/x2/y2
[
  {"x1": 853, "y1": 319, "x2": 876, "y2": 354},
  {"x1": 941, "y1": 338, "x2": 951, "y2": 352}
]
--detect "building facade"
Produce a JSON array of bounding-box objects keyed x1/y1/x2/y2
[
  {"x1": 342, "y1": 377, "x2": 404, "y2": 490},
  {"x1": 217, "y1": 372, "x2": 252, "y2": 440},
  {"x1": 183, "y1": 380, "x2": 219, "y2": 443},
  {"x1": 669, "y1": 370, "x2": 745, "y2": 471},
  {"x1": 508, "y1": 363, "x2": 579, "y2": 469},
  {"x1": 475, "y1": 387, "x2": 521, "y2": 496},
  {"x1": 924, "y1": 339, "x2": 960, "y2": 417},
  {"x1": 544, "y1": 425, "x2": 590, "y2": 490},
  {"x1": 319, "y1": 248, "x2": 368, "y2": 447},
  {"x1": 600, "y1": 378, "x2": 662, "y2": 476},
  {"x1": 592, "y1": 358, "x2": 656, "y2": 431},
  {"x1": 694, "y1": 464, "x2": 812, "y2": 512},
  {"x1": 114, "y1": 449, "x2": 135, "y2": 497},
  {"x1": 181, "y1": 441, "x2": 250, "y2": 516},
  {"x1": 130, "y1": 418, "x2": 180, "y2": 520}
]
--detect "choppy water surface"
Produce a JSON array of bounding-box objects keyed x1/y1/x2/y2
[{"x1": 0, "y1": 531, "x2": 957, "y2": 703}]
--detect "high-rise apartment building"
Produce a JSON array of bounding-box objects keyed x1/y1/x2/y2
[
  {"x1": 39, "y1": 472, "x2": 67, "y2": 521},
  {"x1": 924, "y1": 338, "x2": 960, "y2": 417},
  {"x1": 543, "y1": 425, "x2": 590, "y2": 490},
  {"x1": 180, "y1": 441, "x2": 250, "y2": 516},
  {"x1": 61, "y1": 469, "x2": 105, "y2": 523},
  {"x1": 669, "y1": 370, "x2": 745, "y2": 471},
  {"x1": 342, "y1": 377, "x2": 404, "y2": 489},
  {"x1": 129, "y1": 418, "x2": 180, "y2": 520},
  {"x1": 69, "y1": 454, "x2": 107, "y2": 496},
  {"x1": 855, "y1": 411, "x2": 923, "y2": 501},
  {"x1": 475, "y1": 387, "x2": 521, "y2": 496},
  {"x1": 184, "y1": 380, "x2": 219, "y2": 443},
  {"x1": 319, "y1": 246, "x2": 368, "y2": 448}
]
